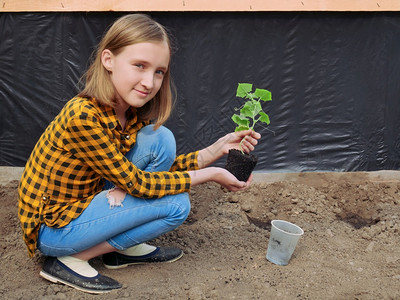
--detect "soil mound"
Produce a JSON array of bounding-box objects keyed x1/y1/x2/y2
[{"x1": 1, "y1": 174, "x2": 399, "y2": 299}]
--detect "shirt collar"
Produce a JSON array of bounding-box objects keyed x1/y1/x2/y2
[{"x1": 92, "y1": 98, "x2": 138, "y2": 131}]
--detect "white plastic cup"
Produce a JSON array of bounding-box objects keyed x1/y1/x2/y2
[{"x1": 266, "y1": 220, "x2": 304, "y2": 266}]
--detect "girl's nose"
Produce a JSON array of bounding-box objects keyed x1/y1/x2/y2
[{"x1": 141, "y1": 72, "x2": 154, "y2": 89}]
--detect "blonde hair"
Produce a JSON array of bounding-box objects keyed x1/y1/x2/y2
[{"x1": 79, "y1": 14, "x2": 174, "y2": 129}]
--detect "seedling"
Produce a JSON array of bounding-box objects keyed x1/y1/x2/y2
[
  {"x1": 232, "y1": 83, "x2": 272, "y2": 153},
  {"x1": 225, "y1": 83, "x2": 272, "y2": 181}
]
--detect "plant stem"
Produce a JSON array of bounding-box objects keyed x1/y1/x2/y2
[
  {"x1": 239, "y1": 138, "x2": 245, "y2": 154},
  {"x1": 249, "y1": 98, "x2": 261, "y2": 130}
]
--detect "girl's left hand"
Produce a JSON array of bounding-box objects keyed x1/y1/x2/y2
[
  {"x1": 219, "y1": 129, "x2": 261, "y2": 154},
  {"x1": 197, "y1": 129, "x2": 261, "y2": 169}
]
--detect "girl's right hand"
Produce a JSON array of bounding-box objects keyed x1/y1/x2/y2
[
  {"x1": 188, "y1": 167, "x2": 252, "y2": 192},
  {"x1": 213, "y1": 167, "x2": 253, "y2": 192}
]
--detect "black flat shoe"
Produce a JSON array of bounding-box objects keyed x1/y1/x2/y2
[
  {"x1": 103, "y1": 247, "x2": 183, "y2": 269},
  {"x1": 40, "y1": 257, "x2": 121, "y2": 294}
]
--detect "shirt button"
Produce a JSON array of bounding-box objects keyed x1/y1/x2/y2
[
  {"x1": 125, "y1": 135, "x2": 130, "y2": 140},
  {"x1": 127, "y1": 182, "x2": 133, "y2": 188},
  {"x1": 42, "y1": 196, "x2": 47, "y2": 200}
]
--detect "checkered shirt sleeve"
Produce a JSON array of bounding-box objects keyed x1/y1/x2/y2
[{"x1": 170, "y1": 151, "x2": 199, "y2": 172}]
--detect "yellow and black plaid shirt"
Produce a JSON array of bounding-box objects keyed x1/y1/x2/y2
[{"x1": 18, "y1": 97, "x2": 199, "y2": 257}]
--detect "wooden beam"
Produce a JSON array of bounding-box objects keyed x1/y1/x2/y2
[{"x1": 1, "y1": 0, "x2": 400, "y2": 12}]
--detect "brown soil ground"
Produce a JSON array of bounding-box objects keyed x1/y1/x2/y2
[{"x1": 1, "y1": 172, "x2": 399, "y2": 299}]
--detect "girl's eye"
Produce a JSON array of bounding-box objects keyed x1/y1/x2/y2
[
  {"x1": 156, "y1": 70, "x2": 165, "y2": 76},
  {"x1": 135, "y1": 64, "x2": 144, "y2": 69}
]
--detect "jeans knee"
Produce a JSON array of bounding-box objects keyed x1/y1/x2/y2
[
  {"x1": 141, "y1": 125, "x2": 175, "y2": 146},
  {"x1": 154, "y1": 125, "x2": 176, "y2": 158},
  {"x1": 171, "y1": 193, "x2": 191, "y2": 225},
  {"x1": 134, "y1": 125, "x2": 176, "y2": 169}
]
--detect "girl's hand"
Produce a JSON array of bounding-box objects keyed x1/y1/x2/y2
[
  {"x1": 220, "y1": 129, "x2": 261, "y2": 155},
  {"x1": 197, "y1": 130, "x2": 261, "y2": 169},
  {"x1": 188, "y1": 167, "x2": 253, "y2": 192},
  {"x1": 213, "y1": 168, "x2": 253, "y2": 192}
]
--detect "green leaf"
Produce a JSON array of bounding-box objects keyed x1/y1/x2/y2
[
  {"x1": 240, "y1": 100, "x2": 262, "y2": 118},
  {"x1": 231, "y1": 114, "x2": 250, "y2": 128},
  {"x1": 240, "y1": 102, "x2": 255, "y2": 118},
  {"x1": 236, "y1": 83, "x2": 253, "y2": 98},
  {"x1": 235, "y1": 125, "x2": 249, "y2": 132},
  {"x1": 254, "y1": 88, "x2": 272, "y2": 101},
  {"x1": 259, "y1": 111, "x2": 270, "y2": 125},
  {"x1": 254, "y1": 101, "x2": 262, "y2": 114}
]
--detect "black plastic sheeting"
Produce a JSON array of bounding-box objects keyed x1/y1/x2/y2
[{"x1": 1, "y1": 12, "x2": 400, "y2": 172}]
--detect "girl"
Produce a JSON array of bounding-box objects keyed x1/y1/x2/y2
[{"x1": 18, "y1": 14, "x2": 260, "y2": 294}]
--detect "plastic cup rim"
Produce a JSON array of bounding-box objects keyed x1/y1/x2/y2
[{"x1": 271, "y1": 219, "x2": 304, "y2": 236}]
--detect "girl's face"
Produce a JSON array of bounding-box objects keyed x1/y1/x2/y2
[{"x1": 102, "y1": 42, "x2": 170, "y2": 111}]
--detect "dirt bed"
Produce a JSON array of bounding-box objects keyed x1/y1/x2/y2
[{"x1": 1, "y1": 172, "x2": 399, "y2": 299}]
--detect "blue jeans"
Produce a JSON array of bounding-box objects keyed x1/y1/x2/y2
[{"x1": 37, "y1": 125, "x2": 191, "y2": 257}]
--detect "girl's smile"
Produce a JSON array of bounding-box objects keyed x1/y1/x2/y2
[{"x1": 134, "y1": 89, "x2": 150, "y2": 96}]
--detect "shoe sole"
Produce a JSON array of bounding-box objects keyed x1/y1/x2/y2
[
  {"x1": 103, "y1": 251, "x2": 184, "y2": 270},
  {"x1": 40, "y1": 270, "x2": 114, "y2": 294}
]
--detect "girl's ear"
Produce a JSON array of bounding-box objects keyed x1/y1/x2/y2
[{"x1": 101, "y1": 49, "x2": 113, "y2": 71}]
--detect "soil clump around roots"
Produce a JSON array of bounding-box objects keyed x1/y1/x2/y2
[
  {"x1": 225, "y1": 149, "x2": 258, "y2": 182},
  {"x1": 1, "y1": 173, "x2": 399, "y2": 299}
]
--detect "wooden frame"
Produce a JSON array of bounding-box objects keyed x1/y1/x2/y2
[{"x1": 1, "y1": 0, "x2": 400, "y2": 12}]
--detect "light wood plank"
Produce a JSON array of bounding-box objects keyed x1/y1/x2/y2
[{"x1": 1, "y1": 0, "x2": 400, "y2": 12}]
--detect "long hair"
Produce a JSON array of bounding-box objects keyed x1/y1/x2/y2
[{"x1": 79, "y1": 14, "x2": 174, "y2": 129}]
